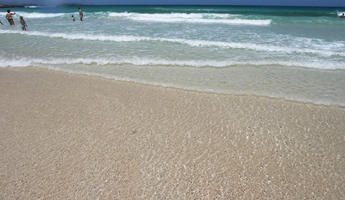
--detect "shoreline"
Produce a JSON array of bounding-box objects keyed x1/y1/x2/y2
[
  {"x1": 38, "y1": 67, "x2": 345, "y2": 109},
  {"x1": 5, "y1": 66, "x2": 345, "y2": 109},
  {"x1": 1, "y1": 67, "x2": 344, "y2": 199}
]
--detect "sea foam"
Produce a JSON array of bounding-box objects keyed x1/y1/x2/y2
[
  {"x1": 0, "y1": 30, "x2": 343, "y2": 57},
  {"x1": 0, "y1": 11, "x2": 270, "y2": 25},
  {"x1": 337, "y1": 11, "x2": 345, "y2": 16},
  {"x1": 1, "y1": 56, "x2": 344, "y2": 70},
  {"x1": 15, "y1": 12, "x2": 65, "y2": 18},
  {"x1": 108, "y1": 12, "x2": 272, "y2": 26},
  {"x1": 24, "y1": 6, "x2": 39, "y2": 8}
]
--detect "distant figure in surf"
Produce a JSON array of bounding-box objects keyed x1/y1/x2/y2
[
  {"x1": 6, "y1": 10, "x2": 16, "y2": 26},
  {"x1": 0, "y1": 19, "x2": 3, "y2": 25},
  {"x1": 340, "y1": 13, "x2": 345, "y2": 18},
  {"x1": 19, "y1": 16, "x2": 27, "y2": 31},
  {"x1": 72, "y1": 15, "x2": 75, "y2": 22},
  {"x1": 78, "y1": 8, "x2": 83, "y2": 21}
]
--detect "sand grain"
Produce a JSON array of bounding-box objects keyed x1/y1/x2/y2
[{"x1": 0, "y1": 68, "x2": 344, "y2": 199}]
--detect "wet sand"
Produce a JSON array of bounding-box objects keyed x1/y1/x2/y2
[{"x1": 0, "y1": 67, "x2": 344, "y2": 199}]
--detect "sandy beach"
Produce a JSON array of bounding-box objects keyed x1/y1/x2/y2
[{"x1": 0, "y1": 67, "x2": 344, "y2": 199}]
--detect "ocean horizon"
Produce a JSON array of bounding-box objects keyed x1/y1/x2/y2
[{"x1": 1, "y1": 5, "x2": 345, "y2": 106}]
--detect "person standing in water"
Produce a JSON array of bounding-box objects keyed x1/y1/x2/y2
[
  {"x1": 0, "y1": 19, "x2": 3, "y2": 25},
  {"x1": 78, "y1": 8, "x2": 83, "y2": 21},
  {"x1": 6, "y1": 10, "x2": 16, "y2": 26},
  {"x1": 19, "y1": 16, "x2": 27, "y2": 31},
  {"x1": 72, "y1": 15, "x2": 75, "y2": 22}
]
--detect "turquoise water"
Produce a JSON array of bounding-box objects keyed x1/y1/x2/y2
[{"x1": 1, "y1": 6, "x2": 345, "y2": 106}]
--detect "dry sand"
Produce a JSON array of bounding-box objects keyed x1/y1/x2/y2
[{"x1": 0, "y1": 67, "x2": 344, "y2": 199}]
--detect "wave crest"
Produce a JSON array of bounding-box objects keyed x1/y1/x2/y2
[
  {"x1": 337, "y1": 11, "x2": 345, "y2": 16},
  {"x1": 15, "y1": 12, "x2": 65, "y2": 18},
  {"x1": 108, "y1": 12, "x2": 272, "y2": 26},
  {"x1": 1, "y1": 56, "x2": 344, "y2": 70},
  {"x1": 24, "y1": 6, "x2": 39, "y2": 8},
  {"x1": 0, "y1": 30, "x2": 343, "y2": 57}
]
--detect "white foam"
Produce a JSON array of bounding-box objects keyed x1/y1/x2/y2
[
  {"x1": 0, "y1": 30, "x2": 148, "y2": 42},
  {"x1": 15, "y1": 12, "x2": 65, "y2": 18},
  {"x1": 109, "y1": 12, "x2": 233, "y2": 19},
  {"x1": 2, "y1": 57, "x2": 345, "y2": 107},
  {"x1": 0, "y1": 11, "x2": 268, "y2": 25},
  {"x1": 108, "y1": 12, "x2": 272, "y2": 26},
  {"x1": 1, "y1": 56, "x2": 344, "y2": 70},
  {"x1": 337, "y1": 11, "x2": 345, "y2": 16},
  {"x1": 1, "y1": 30, "x2": 343, "y2": 57},
  {"x1": 6, "y1": 61, "x2": 345, "y2": 107},
  {"x1": 24, "y1": 6, "x2": 39, "y2": 8}
]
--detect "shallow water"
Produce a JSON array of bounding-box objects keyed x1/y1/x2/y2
[{"x1": 1, "y1": 5, "x2": 345, "y2": 106}]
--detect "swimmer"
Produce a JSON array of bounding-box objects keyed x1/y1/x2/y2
[
  {"x1": 19, "y1": 16, "x2": 27, "y2": 31},
  {"x1": 78, "y1": 8, "x2": 83, "y2": 21},
  {"x1": 6, "y1": 10, "x2": 16, "y2": 26}
]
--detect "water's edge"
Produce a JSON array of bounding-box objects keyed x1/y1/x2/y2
[{"x1": 4, "y1": 65, "x2": 344, "y2": 108}]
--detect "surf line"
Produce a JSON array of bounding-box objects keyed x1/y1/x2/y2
[{"x1": 0, "y1": 30, "x2": 343, "y2": 57}]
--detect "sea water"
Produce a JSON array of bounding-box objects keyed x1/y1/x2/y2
[{"x1": 1, "y1": 6, "x2": 345, "y2": 106}]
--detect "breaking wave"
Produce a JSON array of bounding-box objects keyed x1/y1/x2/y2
[
  {"x1": 337, "y1": 11, "x2": 345, "y2": 18},
  {"x1": 0, "y1": 30, "x2": 343, "y2": 57},
  {"x1": 24, "y1": 6, "x2": 39, "y2": 8},
  {"x1": 1, "y1": 56, "x2": 344, "y2": 70},
  {"x1": 15, "y1": 12, "x2": 65, "y2": 18},
  {"x1": 0, "y1": 11, "x2": 271, "y2": 26},
  {"x1": 108, "y1": 12, "x2": 272, "y2": 26}
]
